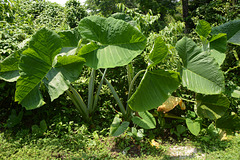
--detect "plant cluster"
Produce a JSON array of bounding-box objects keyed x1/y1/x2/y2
[
  {"x1": 1, "y1": 15, "x2": 240, "y2": 136},
  {"x1": 0, "y1": 0, "x2": 240, "y2": 159}
]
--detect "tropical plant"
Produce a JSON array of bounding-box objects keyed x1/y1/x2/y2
[
  {"x1": 1, "y1": 15, "x2": 239, "y2": 136},
  {"x1": 108, "y1": 19, "x2": 240, "y2": 136},
  {"x1": 0, "y1": 16, "x2": 147, "y2": 122}
]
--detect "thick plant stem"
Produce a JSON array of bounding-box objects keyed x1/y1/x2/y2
[
  {"x1": 98, "y1": 70, "x2": 126, "y2": 117},
  {"x1": 164, "y1": 113, "x2": 186, "y2": 120},
  {"x1": 67, "y1": 85, "x2": 90, "y2": 121},
  {"x1": 92, "y1": 69, "x2": 107, "y2": 112},
  {"x1": 66, "y1": 90, "x2": 84, "y2": 115},
  {"x1": 202, "y1": 38, "x2": 209, "y2": 51},
  {"x1": 75, "y1": 39, "x2": 82, "y2": 55},
  {"x1": 125, "y1": 69, "x2": 146, "y2": 120},
  {"x1": 127, "y1": 63, "x2": 134, "y2": 87},
  {"x1": 127, "y1": 69, "x2": 146, "y2": 101},
  {"x1": 88, "y1": 68, "x2": 96, "y2": 113}
]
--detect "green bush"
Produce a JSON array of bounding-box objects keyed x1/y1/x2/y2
[
  {"x1": 65, "y1": 0, "x2": 88, "y2": 28},
  {"x1": 191, "y1": 0, "x2": 240, "y2": 25}
]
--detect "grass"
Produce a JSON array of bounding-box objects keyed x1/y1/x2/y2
[{"x1": 1, "y1": 124, "x2": 239, "y2": 160}]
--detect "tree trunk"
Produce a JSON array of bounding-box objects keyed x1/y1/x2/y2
[{"x1": 182, "y1": 0, "x2": 189, "y2": 33}]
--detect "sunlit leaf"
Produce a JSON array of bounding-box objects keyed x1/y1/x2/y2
[
  {"x1": 176, "y1": 37, "x2": 225, "y2": 94},
  {"x1": 0, "y1": 53, "x2": 20, "y2": 82},
  {"x1": 111, "y1": 12, "x2": 139, "y2": 29},
  {"x1": 209, "y1": 33, "x2": 227, "y2": 65},
  {"x1": 196, "y1": 20, "x2": 211, "y2": 38},
  {"x1": 148, "y1": 36, "x2": 168, "y2": 68},
  {"x1": 78, "y1": 16, "x2": 146, "y2": 69},
  {"x1": 128, "y1": 69, "x2": 181, "y2": 112},
  {"x1": 210, "y1": 33, "x2": 227, "y2": 53},
  {"x1": 209, "y1": 49, "x2": 226, "y2": 66},
  {"x1": 15, "y1": 28, "x2": 85, "y2": 110},
  {"x1": 186, "y1": 118, "x2": 201, "y2": 136}
]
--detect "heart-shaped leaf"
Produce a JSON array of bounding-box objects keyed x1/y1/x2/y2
[
  {"x1": 15, "y1": 28, "x2": 85, "y2": 110},
  {"x1": 209, "y1": 33, "x2": 227, "y2": 65},
  {"x1": 58, "y1": 28, "x2": 83, "y2": 56},
  {"x1": 148, "y1": 36, "x2": 168, "y2": 68},
  {"x1": 78, "y1": 16, "x2": 146, "y2": 69},
  {"x1": 110, "y1": 115, "x2": 129, "y2": 136},
  {"x1": 128, "y1": 69, "x2": 181, "y2": 112},
  {"x1": 196, "y1": 20, "x2": 211, "y2": 38},
  {"x1": 186, "y1": 118, "x2": 201, "y2": 136},
  {"x1": 176, "y1": 37, "x2": 225, "y2": 94}
]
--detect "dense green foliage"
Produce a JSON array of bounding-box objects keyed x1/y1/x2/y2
[
  {"x1": 65, "y1": 0, "x2": 87, "y2": 28},
  {"x1": 1, "y1": 0, "x2": 240, "y2": 159}
]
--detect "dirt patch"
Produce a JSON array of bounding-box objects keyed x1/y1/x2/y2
[{"x1": 165, "y1": 145, "x2": 205, "y2": 159}]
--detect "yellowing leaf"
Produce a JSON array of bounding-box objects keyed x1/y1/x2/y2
[
  {"x1": 150, "y1": 139, "x2": 160, "y2": 148},
  {"x1": 219, "y1": 130, "x2": 228, "y2": 141},
  {"x1": 179, "y1": 100, "x2": 186, "y2": 110},
  {"x1": 157, "y1": 96, "x2": 181, "y2": 113}
]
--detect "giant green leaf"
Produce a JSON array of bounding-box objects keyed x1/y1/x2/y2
[
  {"x1": 43, "y1": 55, "x2": 85, "y2": 101},
  {"x1": 211, "y1": 19, "x2": 240, "y2": 45},
  {"x1": 111, "y1": 12, "x2": 139, "y2": 29},
  {"x1": 176, "y1": 37, "x2": 225, "y2": 94},
  {"x1": 15, "y1": 28, "x2": 85, "y2": 110},
  {"x1": 132, "y1": 111, "x2": 156, "y2": 129},
  {"x1": 208, "y1": 50, "x2": 226, "y2": 66},
  {"x1": 78, "y1": 16, "x2": 146, "y2": 69},
  {"x1": 128, "y1": 69, "x2": 181, "y2": 112},
  {"x1": 148, "y1": 36, "x2": 168, "y2": 68},
  {"x1": 196, "y1": 20, "x2": 211, "y2": 38},
  {"x1": 210, "y1": 33, "x2": 227, "y2": 53},
  {"x1": 58, "y1": 28, "x2": 81, "y2": 47},
  {"x1": 0, "y1": 53, "x2": 20, "y2": 82},
  {"x1": 196, "y1": 94, "x2": 230, "y2": 120},
  {"x1": 209, "y1": 33, "x2": 227, "y2": 65},
  {"x1": 58, "y1": 28, "x2": 82, "y2": 55}
]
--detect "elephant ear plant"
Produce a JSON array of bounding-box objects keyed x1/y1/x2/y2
[
  {"x1": 195, "y1": 19, "x2": 240, "y2": 132},
  {"x1": 0, "y1": 16, "x2": 147, "y2": 122},
  {"x1": 108, "y1": 19, "x2": 240, "y2": 136},
  {"x1": 0, "y1": 28, "x2": 85, "y2": 110},
  {"x1": 66, "y1": 16, "x2": 147, "y2": 121},
  {"x1": 1, "y1": 17, "x2": 239, "y2": 135},
  {"x1": 107, "y1": 36, "x2": 182, "y2": 136}
]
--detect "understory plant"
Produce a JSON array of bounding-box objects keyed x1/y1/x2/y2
[
  {"x1": 0, "y1": 15, "x2": 239, "y2": 137},
  {"x1": 0, "y1": 15, "x2": 147, "y2": 122},
  {"x1": 108, "y1": 19, "x2": 240, "y2": 136}
]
